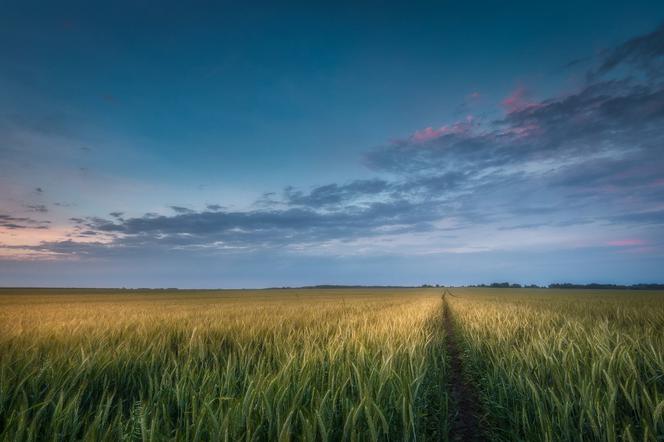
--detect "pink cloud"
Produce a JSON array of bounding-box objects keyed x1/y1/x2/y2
[
  {"x1": 410, "y1": 116, "x2": 474, "y2": 143},
  {"x1": 506, "y1": 122, "x2": 540, "y2": 138},
  {"x1": 411, "y1": 127, "x2": 446, "y2": 142},
  {"x1": 607, "y1": 239, "x2": 646, "y2": 247},
  {"x1": 502, "y1": 86, "x2": 541, "y2": 113}
]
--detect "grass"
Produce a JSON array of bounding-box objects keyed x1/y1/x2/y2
[
  {"x1": 447, "y1": 288, "x2": 664, "y2": 441},
  {"x1": 0, "y1": 289, "x2": 447, "y2": 441},
  {"x1": 2, "y1": 287, "x2": 663, "y2": 441}
]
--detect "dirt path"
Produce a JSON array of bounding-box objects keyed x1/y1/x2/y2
[{"x1": 442, "y1": 293, "x2": 486, "y2": 441}]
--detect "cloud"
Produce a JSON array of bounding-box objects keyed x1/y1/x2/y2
[
  {"x1": 501, "y1": 86, "x2": 540, "y2": 113},
  {"x1": 609, "y1": 209, "x2": 664, "y2": 225},
  {"x1": 409, "y1": 119, "x2": 474, "y2": 143},
  {"x1": 283, "y1": 179, "x2": 391, "y2": 208},
  {"x1": 0, "y1": 214, "x2": 50, "y2": 229},
  {"x1": 24, "y1": 204, "x2": 48, "y2": 213},
  {"x1": 3, "y1": 23, "x2": 664, "y2": 263},
  {"x1": 13, "y1": 198, "x2": 451, "y2": 259},
  {"x1": 362, "y1": 27, "x2": 664, "y2": 234},
  {"x1": 498, "y1": 223, "x2": 547, "y2": 231},
  {"x1": 591, "y1": 22, "x2": 664, "y2": 79},
  {"x1": 170, "y1": 206, "x2": 195, "y2": 214},
  {"x1": 369, "y1": 80, "x2": 663, "y2": 179},
  {"x1": 93, "y1": 199, "x2": 438, "y2": 239}
]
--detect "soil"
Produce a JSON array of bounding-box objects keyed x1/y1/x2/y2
[{"x1": 443, "y1": 294, "x2": 486, "y2": 442}]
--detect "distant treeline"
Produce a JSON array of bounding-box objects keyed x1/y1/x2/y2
[
  {"x1": 467, "y1": 283, "x2": 536, "y2": 289},
  {"x1": 274, "y1": 283, "x2": 664, "y2": 290},
  {"x1": 466, "y1": 283, "x2": 664, "y2": 290},
  {"x1": 548, "y1": 283, "x2": 664, "y2": 290},
  {"x1": 3, "y1": 283, "x2": 664, "y2": 291}
]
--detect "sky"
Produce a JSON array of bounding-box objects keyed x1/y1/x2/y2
[{"x1": 1, "y1": 0, "x2": 664, "y2": 287}]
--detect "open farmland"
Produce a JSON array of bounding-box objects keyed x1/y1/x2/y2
[
  {"x1": 448, "y1": 288, "x2": 664, "y2": 441},
  {"x1": 0, "y1": 289, "x2": 447, "y2": 441},
  {"x1": 1, "y1": 288, "x2": 663, "y2": 441}
]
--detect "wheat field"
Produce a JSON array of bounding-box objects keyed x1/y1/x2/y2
[
  {"x1": 0, "y1": 289, "x2": 447, "y2": 441},
  {"x1": 448, "y1": 288, "x2": 664, "y2": 441},
  {"x1": 1, "y1": 288, "x2": 663, "y2": 441}
]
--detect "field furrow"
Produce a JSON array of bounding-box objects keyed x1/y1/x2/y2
[{"x1": 442, "y1": 293, "x2": 486, "y2": 442}]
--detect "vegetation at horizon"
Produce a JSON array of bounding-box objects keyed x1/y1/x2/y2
[{"x1": 0, "y1": 288, "x2": 662, "y2": 440}]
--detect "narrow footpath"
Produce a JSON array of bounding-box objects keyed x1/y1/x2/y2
[{"x1": 442, "y1": 291, "x2": 486, "y2": 442}]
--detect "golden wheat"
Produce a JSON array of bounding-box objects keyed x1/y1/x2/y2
[
  {"x1": 447, "y1": 289, "x2": 664, "y2": 441},
  {"x1": 0, "y1": 289, "x2": 447, "y2": 441}
]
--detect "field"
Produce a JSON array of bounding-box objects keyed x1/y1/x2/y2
[
  {"x1": 449, "y1": 288, "x2": 664, "y2": 441},
  {"x1": 0, "y1": 288, "x2": 663, "y2": 441}
]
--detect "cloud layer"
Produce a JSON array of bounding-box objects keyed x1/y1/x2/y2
[{"x1": 2, "y1": 24, "x2": 664, "y2": 275}]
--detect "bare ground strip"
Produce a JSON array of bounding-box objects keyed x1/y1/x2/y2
[{"x1": 442, "y1": 292, "x2": 486, "y2": 442}]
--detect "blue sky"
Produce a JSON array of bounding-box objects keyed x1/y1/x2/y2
[{"x1": 1, "y1": 1, "x2": 664, "y2": 287}]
